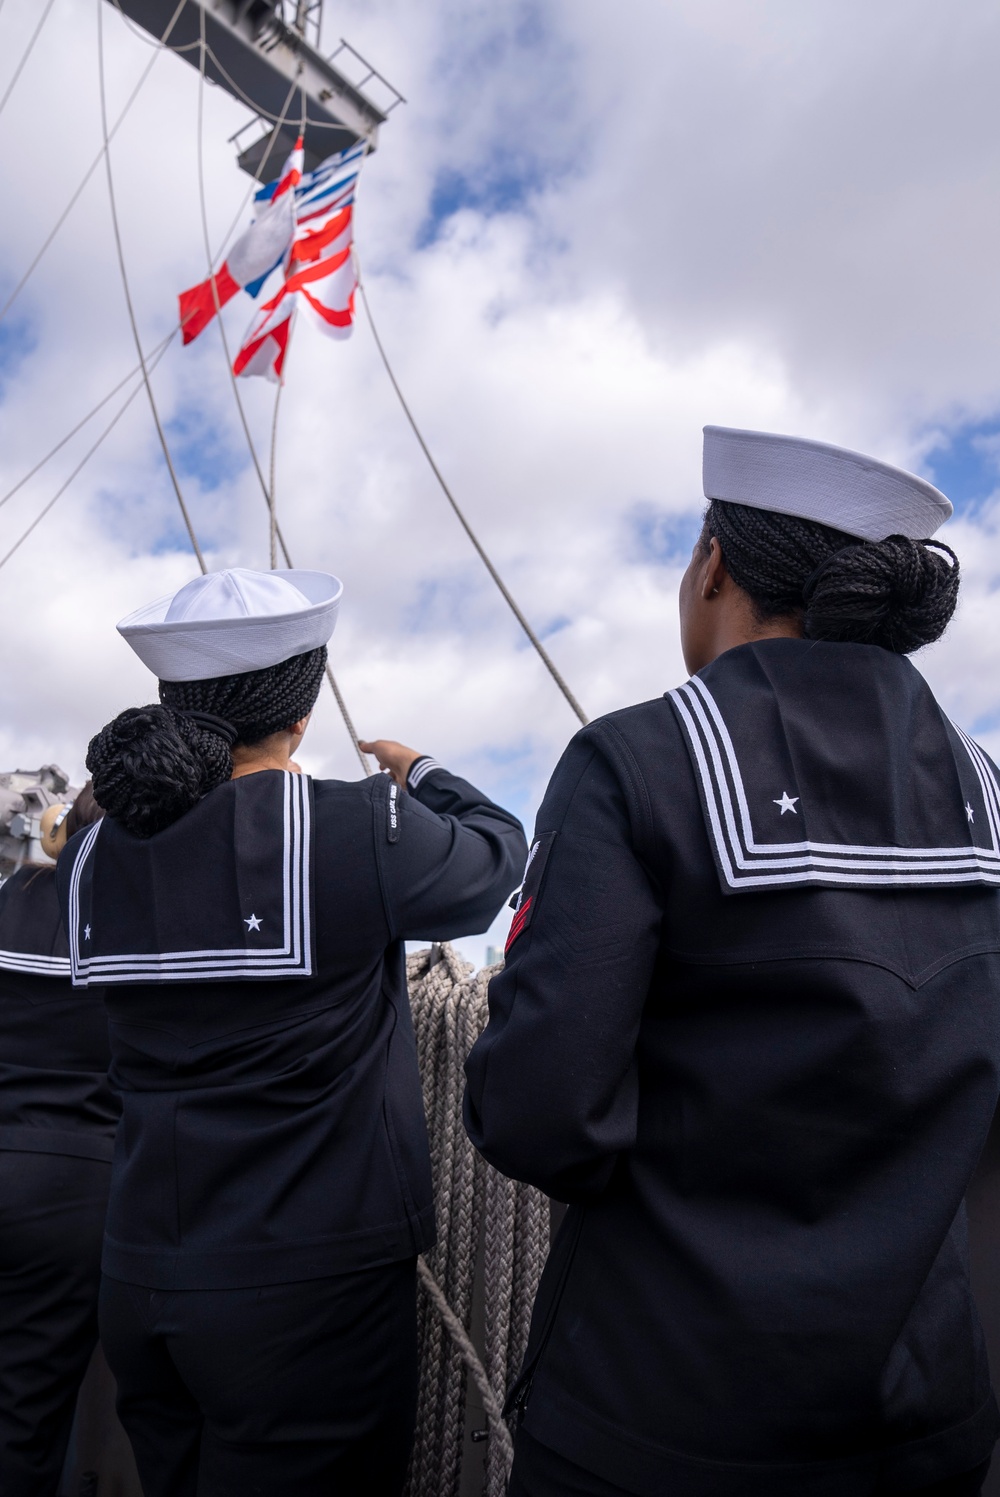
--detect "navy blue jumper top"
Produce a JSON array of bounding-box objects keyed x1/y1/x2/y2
[
  {"x1": 59, "y1": 761, "x2": 526, "y2": 1291},
  {"x1": 466, "y1": 639, "x2": 1000, "y2": 1497},
  {"x1": 0, "y1": 864, "x2": 117, "y2": 1162}
]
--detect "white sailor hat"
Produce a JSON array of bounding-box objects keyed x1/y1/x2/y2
[
  {"x1": 703, "y1": 427, "x2": 952, "y2": 542},
  {"x1": 117, "y1": 568, "x2": 342, "y2": 683}
]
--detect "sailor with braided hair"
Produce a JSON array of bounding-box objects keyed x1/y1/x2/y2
[
  {"x1": 58, "y1": 567, "x2": 527, "y2": 1497},
  {"x1": 466, "y1": 428, "x2": 1000, "y2": 1497}
]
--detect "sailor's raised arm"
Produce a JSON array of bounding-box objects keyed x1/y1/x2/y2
[
  {"x1": 365, "y1": 740, "x2": 528, "y2": 942},
  {"x1": 463, "y1": 726, "x2": 663, "y2": 1201}
]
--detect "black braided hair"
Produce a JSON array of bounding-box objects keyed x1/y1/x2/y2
[
  {"x1": 64, "y1": 780, "x2": 104, "y2": 841},
  {"x1": 158, "y1": 645, "x2": 327, "y2": 745},
  {"x1": 87, "y1": 645, "x2": 327, "y2": 839},
  {"x1": 702, "y1": 500, "x2": 959, "y2": 655}
]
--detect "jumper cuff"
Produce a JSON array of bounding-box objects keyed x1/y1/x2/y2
[{"x1": 407, "y1": 756, "x2": 445, "y2": 792}]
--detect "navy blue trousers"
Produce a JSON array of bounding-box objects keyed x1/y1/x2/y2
[
  {"x1": 99, "y1": 1257, "x2": 418, "y2": 1497},
  {"x1": 0, "y1": 1150, "x2": 110, "y2": 1497}
]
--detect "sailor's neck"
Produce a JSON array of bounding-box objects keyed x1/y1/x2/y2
[{"x1": 230, "y1": 727, "x2": 302, "y2": 780}]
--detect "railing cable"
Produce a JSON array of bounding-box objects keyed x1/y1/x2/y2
[{"x1": 98, "y1": 0, "x2": 206, "y2": 572}]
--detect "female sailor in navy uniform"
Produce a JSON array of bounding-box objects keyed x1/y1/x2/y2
[
  {"x1": 59, "y1": 567, "x2": 526, "y2": 1497},
  {"x1": 466, "y1": 427, "x2": 1000, "y2": 1497},
  {"x1": 0, "y1": 783, "x2": 115, "y2": 1497}
]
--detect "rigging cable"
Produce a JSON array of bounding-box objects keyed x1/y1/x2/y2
[
  {"x1": 0, "y1": 328, "x2": 174, "y2": 513},
  {"x1": 97, "y1": 0, "x2": 206, "y2": 573},
  {"x1": 0, "y1": 0, "x2": 188, "y2": 330},
  {"x1": 195, "y1": 28, "x2": 299, "y2": 551},
  {"x1": 0, "y1": 332, "x2": 176, "y2": 574},
  {"x1": 0, "y1": 0, "x2": 57, "y2": 124},
  {"x1": 265, "y1": 84, "x2": 308, "y2": 577},
  {"x1": 107, "y1": 0, "x2": 200, "y2": 51},
  {"x1": 357, "y1": 276, "x2": 590, "y2": 727},
  {"x1": 0, "y1": 7, "x2": 302, "y2": 576},
  {"x1": 192, "y1": 21, "x2": 373, "y2": 774},
  {"x1": 267, "y1": 351, "x2": 286, "y2": 572},
  {"x1": 0, "y1": 166, "x2": 279, "y2": 525},
  {"x1": 262, "y1": 90, "x2": 309, "y2": 575}
]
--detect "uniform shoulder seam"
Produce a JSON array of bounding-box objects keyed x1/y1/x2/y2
[{"x1": 589, "y1": 720, "x2": 655, "y2": 852}]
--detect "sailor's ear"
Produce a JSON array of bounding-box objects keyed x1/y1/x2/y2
[
  {"x1": 701, "y1": 536, "x2": 727, "y2": 600},
  {"x1": 288, "y1": 714, "x2": 311, "y2": 739}
]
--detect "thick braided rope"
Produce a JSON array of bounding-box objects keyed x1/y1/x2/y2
[
  {"x1": 404, "y1": 948, "x2": 550, "y2": 1497},
  {"x1": 438, "y1": 982, "x2": 480, "y2": 1486},
  {"x1": 431, "y1": 962, "x2": 467, "y2": 1493},
  {"x1": 415, "y1": 1258, "x2": 511, "y2": 1460},
  {"x1": 511, "y1": 1182, "x2": 547, "y2": 1372},
  {"x1": 406, "y1": 947, "x2": 468, "y2": 1497},
  {"x1": 407, "y1": 949, "x2": 450, "y2": 1495},
  {"x1": 484, "y1": 1168, "x2": 518, "y2": 1497}
]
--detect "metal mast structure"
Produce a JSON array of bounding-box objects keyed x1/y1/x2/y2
[{"x1": 112, "y1": 1, "x2": 404, "y2": 177}]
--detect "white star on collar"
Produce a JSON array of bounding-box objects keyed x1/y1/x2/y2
[
  {"x1": 83, "y1": 924, "x2": 91, "y2": 940},
  {"x1": 244, "y1": 914, "x2": 262, "y2": 932},
  {"x1": 773, "y1": 792, "x2": 799, "y2": 816},
  {"x1": 966, "y1": 803, "x2": 976, "y2": 823}
]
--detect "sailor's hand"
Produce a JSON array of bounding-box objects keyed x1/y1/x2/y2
[{"x1": 359, "y1": 740, "x2": 423, "y2": 787}]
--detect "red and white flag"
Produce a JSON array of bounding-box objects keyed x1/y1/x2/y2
[
  {"x1": 177, "y1": 138, "x2": 303, "y2": 345},
  {"x1": 233, "y1": 142, "x2": 365, "y2": 382}
]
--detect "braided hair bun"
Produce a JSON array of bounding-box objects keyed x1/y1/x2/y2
[
  {"x1": 704, "y1": 500, "x2": 959, "y2": 655},
  {"x1": 803, "y1": 535, "x2": 959, "y2": 654},
  {"x1": 87, "y1": 645, "x2": 327, "y2": 839},
  {"x1": 87, "y1": 706, "x2": 232, "y2": 840}
]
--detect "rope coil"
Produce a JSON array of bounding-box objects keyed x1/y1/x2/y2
[{"x1": 408, "y1": 945, "x2": 550, "y2": 1497}]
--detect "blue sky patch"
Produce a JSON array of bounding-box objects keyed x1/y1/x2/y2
[
  {"x1": 626, "y1": 503, "x2": 702, "y2": 567},
  {"x1": 971, "y1": 709, "x2": 1000, "y2": 739},
  {"x1": 924, "y1": 420, "x2": 1000, "y2": 518},
  {"x1": 474, "y1": 734, "x2": 538, "y2": 829},
  {"x1": 404, "y1": 573, "x2": 484, "y2": 633},
  {"x1": 0, "y1": 314, "x2": 38, "y2": 395},
  {"x1": 416, "y1": 3, "x2": 580, "y2": 248},
  {"x1": 164, "y1": 402, "x2": 247, "y2": 493},
  {"x1": 419, "y1": 158, "x2": 548, "y2": 247},
  {"x1": 537, "y1": 612, "x2": 571, "y2": 641},
  {"x1": 90, "y1": 476, "x2": 218, "y2": 562}
]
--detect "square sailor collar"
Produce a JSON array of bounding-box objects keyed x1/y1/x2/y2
[
  {"x1": 67, "y1": 770, "x2": 314, "y2": 985},
  {"x1": 0, "y1": 946, "x2": 70, "y2": 978},
  {"x1": 667, "y1": 675, "x2": 1000, "y2": 893}
]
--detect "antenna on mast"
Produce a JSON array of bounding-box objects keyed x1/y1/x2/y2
[
  {"x1": 111, "y1": 1, "x2": 404, "y2": 176},
  {"x1": 291, "y1": 1, "x2": 321, "y2": 47}
]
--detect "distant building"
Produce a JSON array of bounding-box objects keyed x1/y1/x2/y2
[{"x1": 485, "y1": 945, "x2": 505, "y2": 968}]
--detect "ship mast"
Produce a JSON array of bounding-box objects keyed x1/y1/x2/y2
[{"x1": 112, "y1": 1, "x2": 404, "y2": 177}]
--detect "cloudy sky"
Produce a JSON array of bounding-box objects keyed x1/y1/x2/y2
[{"x1": 1, "y1": 0, "x2": 999, "y2": 963}]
